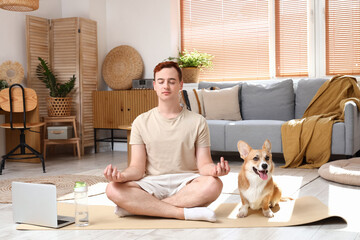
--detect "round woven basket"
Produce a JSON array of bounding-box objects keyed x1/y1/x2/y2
[
  {"x1": 47, "y1": 97, "x2": 72, "y2": 117},
  {"x1": 0, "y1": 60, "x2": 24, "y2": 85},
  {"x1": 102, "y1": 45, "x2": 144, "y2": 90},
  {"x1": 182, "y1": 67, "x2": 200, "y2": 83}
]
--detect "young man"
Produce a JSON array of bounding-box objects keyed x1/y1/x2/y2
[{"x1": 104, "y1": 61, "x2": 230, "y2": 222}]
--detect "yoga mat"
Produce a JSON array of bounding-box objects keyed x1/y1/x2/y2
[{"x1": 16, "y1": 196, "x2": 345, "y2": 230}]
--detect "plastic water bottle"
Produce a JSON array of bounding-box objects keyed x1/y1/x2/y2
[{"x1": 74, "y1": 181, "x2": 89, "y2": 226}]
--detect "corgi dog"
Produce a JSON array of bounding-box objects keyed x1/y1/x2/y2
[{"x1": 237, "y1": 139, "x2": 282, "y2": 218}]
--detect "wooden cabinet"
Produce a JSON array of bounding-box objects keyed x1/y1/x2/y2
[
  {"x1": 93, "y1": 90, "x2": 158, "y2": 128},
  {"x1": 26, "y1": 15, "x2": 98, "y2": 153}
]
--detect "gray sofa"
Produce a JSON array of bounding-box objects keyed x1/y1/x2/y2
[{"x1": 198, "y1": 78, "x2": 360, "y2": 157}]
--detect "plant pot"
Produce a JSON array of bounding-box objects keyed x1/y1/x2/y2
[
  {"x1": 47, "y1": 97, "x2": 72, "y2": 117},
  {"x1": 182, "y1": 67, "x2": 200, "y2": 83}
]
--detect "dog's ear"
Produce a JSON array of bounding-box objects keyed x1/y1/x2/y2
[
  {"x1": 237, "y1": 140, "x2": 252, "y2": 159},
  {"x1": 263, "y1": 139, "x2": 272, "y2": 152}
]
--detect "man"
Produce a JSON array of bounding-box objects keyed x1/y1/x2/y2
[{"x1": 104, "y1": 61, "x2": 230, "y2": 222}]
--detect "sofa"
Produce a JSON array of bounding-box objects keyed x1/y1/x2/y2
[{"x1": 190, "y1": 78, "x2": 360, "y2": 157}]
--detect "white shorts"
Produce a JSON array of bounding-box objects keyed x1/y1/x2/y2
[{"x1": 133, "y1": 172, "x2": 200, "y2": 200}]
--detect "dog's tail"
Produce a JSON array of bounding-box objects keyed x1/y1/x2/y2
[{"x1": 280, "y1": 196, "x2": 294, "y2": 202}]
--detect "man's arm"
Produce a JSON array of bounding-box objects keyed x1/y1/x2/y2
[
  {"x1": 196, "y1": 146, "x2": 230, "y2": 177},
  {"x1": 104, "y1": 144, "x2": 147, "y2": 182}
]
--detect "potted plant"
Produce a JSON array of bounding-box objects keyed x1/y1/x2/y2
[
  {"x1": 0, "y1": 80, "x2": 8, "y2": 90},
  {"x1": 168, "y1": 49, "x2": 214, "y2": 83},
  {"x1": 36, "y1": 57, "x2": 76, "y2": 117}
]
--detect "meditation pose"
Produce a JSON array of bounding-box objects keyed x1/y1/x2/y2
[{"x1": 104, "y1": 61, "x2": 230, "y2": 222}]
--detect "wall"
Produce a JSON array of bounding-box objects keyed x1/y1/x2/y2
[
  {"x1": 106, "y1": 0, "x2": 179, "y2": 83},
  {"x1": 0, "y1": 0, "x2": 62, "y2": 86},
  {"x1": 0, "y1": 0, "x2": 179, "y2": 90}
]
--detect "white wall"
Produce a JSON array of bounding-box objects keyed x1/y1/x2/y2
[
  {"x1": 0, "y1": 0, "x2": 62, "y2": 86},
  {"x1": 106, "y1": 0, "x2": 179, "y2": 81},
  {"x1": 0, "y1": 0, "x2": 179, "y2": 89}
]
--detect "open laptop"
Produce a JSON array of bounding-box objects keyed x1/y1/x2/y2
[{"x1": 12, "y1": 182, "x2": 75, "y2": 228}]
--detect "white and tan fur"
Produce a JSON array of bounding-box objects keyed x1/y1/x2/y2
[{"x1": 237, "y1": 139, "x2": 282, "y2": 218}]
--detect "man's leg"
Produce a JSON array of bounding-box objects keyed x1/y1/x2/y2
[
  {"x1": 105, "y1": 177, "x2": 219, "y2": 222},
  {"x1": 162, "y1": 176, "x2": 223, "y2": 207},
  {"x1": 106, "y1": 181, "x2": 184, "y2": 219}
]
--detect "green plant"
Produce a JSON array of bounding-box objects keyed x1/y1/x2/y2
[
  {"x1": 0, "y1": 80, "x2": 8, "y2": 90},
  {"x1": 168, "y1": 49, "x2": 214, "y2": 70},
  {"x1": 36, "y1": 57, "x2": 76, "y2": 97}
]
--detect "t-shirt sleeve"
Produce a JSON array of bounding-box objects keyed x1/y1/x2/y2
[
  {"x1": 196, "y1": 117, "x2": 211, "y2": 147},
  {"x1": 130, "y1": 116, "x2": 144, "y2": 145}
]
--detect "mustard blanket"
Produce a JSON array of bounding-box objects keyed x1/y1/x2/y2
[{"x1": 281, "y1": 75, "x2": 360, "y2": 168}]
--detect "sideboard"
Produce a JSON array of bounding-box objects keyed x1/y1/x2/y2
[{"x1": 92, "y1": 90, "x2": 158, "y2": 152}]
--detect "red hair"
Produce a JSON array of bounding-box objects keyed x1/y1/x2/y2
[{"x1": 153, "y1": 61, "x2": 182, "y2": 81}]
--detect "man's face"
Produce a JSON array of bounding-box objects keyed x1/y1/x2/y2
[{"x1": 153, "y1": 67, "x2": 183, "y2": 101}]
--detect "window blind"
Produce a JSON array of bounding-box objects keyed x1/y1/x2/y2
[
  {"x1": 181, "y1": 0, "x2": 269, "y2": 81},
  {"x1": 326, "y1": 0, "x2": 360, "y2": 75},
  {"x1": 275, "y1": 0, "x2": 308, "y2": 77}
]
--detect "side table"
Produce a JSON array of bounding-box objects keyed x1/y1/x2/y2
[{"x1": 43, "y1": 116, "x2": 81, "y2": 159}]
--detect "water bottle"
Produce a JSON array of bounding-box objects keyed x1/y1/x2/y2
[{"x1": 74, "y1": 181, "x2": 89, "y2": 226}]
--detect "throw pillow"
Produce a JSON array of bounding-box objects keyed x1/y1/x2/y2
[
  {"x1": 202, "y1": 85, "x2": 242, "y2": 120},
  {"x1": 241, "y1": 79, "x2": 294, "y2": 121},
  {"x1": 180, "y1": 89, "x2": 205, "y2": 116}
]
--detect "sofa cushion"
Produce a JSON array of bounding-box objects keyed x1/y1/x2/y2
[
  {"x1": 207, "y1": 120, "x2": 232, "y2": 151},
  {"x1": 202, "y1": 85, "x2": 242, "y2": 120},
  {"x1": 241, "y1": 79, "x2": 294, "y2": 121},
  {"x1": 295, "y1": 78, "x2": 327, "y2": 119},
  {"x1": 198, "y1": 81, "x2": 242, "y2": 90},
  {"x1": 224, "y1": 120, "x2": 284, "y2": 153},
  {"x1": 180, "y1": 89, "x2": 205, "y2": 116}
]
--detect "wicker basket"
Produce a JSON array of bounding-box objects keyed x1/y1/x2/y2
[
  {"x1": 102, "y1": 45, "x2": 144, "y2": 90},
  {"x1": 182, "y1": 67, "x2": 200, "y2": 83},
  {"x1": 47, "y1": 97, "x2": 72, "y2": 117}
]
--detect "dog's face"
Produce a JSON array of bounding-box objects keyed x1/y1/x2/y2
[{"x1": 237, "y1": 139, "x2": 273, "y2": 180}]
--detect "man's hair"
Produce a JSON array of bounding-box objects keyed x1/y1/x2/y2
[{"x1": 153, "y1": 61, "x2": 182, "y2": 81}]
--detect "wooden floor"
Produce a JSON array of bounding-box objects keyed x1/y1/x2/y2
[{"x1": 0, "y1": 150, "x2": 359, "y2": 240}]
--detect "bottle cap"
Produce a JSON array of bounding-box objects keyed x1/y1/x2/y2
[{"x1": 74, "y1": 181, "x2": 88, "y2": 192}]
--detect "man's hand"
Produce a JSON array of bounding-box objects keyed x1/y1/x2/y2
[
  {"x1": 212, "y1": 157, "x2": 230, "y2": 177},
  {"x1": 103, "y1": 164, "x2": 127, "y2": 182}
]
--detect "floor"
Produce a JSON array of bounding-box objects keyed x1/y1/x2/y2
[{"x1": 0, "y1": 150, "x2": 359, "y2": 240}]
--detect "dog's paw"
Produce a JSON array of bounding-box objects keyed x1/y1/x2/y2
[
  {"x1": 263, "y1": 209, "x2": 274, "y2": 218},
  {"x1": 237, "y1": 207, "x2": 248, "y2": 218}
]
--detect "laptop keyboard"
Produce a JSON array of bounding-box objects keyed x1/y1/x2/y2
[{"x1": 57, "y1": 219, "x2": 68, "y2": 225}]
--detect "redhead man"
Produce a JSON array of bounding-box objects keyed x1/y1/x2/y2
[{"x1": 104, "y1": 61, "x2": 230, "y2": 222}]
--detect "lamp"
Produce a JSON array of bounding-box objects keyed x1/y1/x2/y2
[{"x1": 0, "y1": 0, "x2": 39, "y2": 12}]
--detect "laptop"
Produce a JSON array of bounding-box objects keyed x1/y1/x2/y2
[{"x1": 12, "y1": 182, "x2": 75, "y2": 228}]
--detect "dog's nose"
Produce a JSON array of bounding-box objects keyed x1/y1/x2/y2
[{"x1": 261, "y1": 163, "x2": 268, "y2": 170}]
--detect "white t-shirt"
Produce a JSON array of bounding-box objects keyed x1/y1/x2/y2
[{"x1": 130, "y1": 107, "x2": 210, "y2": 176}]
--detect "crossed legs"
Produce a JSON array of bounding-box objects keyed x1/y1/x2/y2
[{"x1": 105, "y1": 175, "x2": 223, "y2": 221}]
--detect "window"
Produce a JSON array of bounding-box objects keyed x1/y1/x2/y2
[
  {"x1": 181, "y1": 0, "x2": 360, "y2": 81},
  {"x1": 181, "y1": 0, "x2": 269, "y2": 81},
  {"x1": 275, "y1": 0, "x2": 308, "y2": 77},
  {"x1": 326, "y1": 0, "x2": 360, "y2": 75}
]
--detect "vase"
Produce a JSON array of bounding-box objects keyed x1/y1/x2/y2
[
  {"x1": 47, "y1": 97, "x2": 72, "y2": 117},
  {"x1": 182, "y1": 67, "x2": 200, "y2": 83}
]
